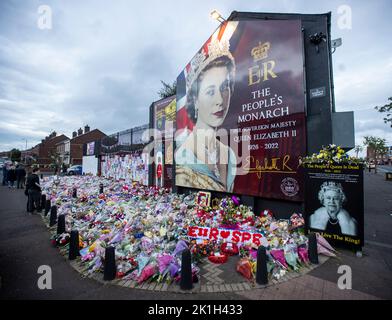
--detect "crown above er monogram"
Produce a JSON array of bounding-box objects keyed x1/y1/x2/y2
[{"x1": 251, "y1": 41, "x2": 271, "y2": 62}]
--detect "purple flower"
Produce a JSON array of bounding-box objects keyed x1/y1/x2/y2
[{"x1": 231, "y1": 196, "x2": 240, "y2": 206}]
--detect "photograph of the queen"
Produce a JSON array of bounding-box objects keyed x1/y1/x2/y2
[
  {"x1": 175, "y1": 34, "x2": 238, "y2": 192},
  {"x1": 309, "y1": 181, "x2": 358, "y2": 236}
]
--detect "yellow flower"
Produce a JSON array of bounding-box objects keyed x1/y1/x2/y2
[{"x1": 89, "y1": 242, "x2": 97, "y2": 252}]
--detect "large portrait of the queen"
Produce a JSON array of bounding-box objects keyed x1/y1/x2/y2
[{"x1": 175, "y1": 22, "x2": 239, "y2": 192}]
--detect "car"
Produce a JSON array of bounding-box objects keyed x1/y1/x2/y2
[{"x1": 67, "y1": 165, "x2": 83, "y2": 175}]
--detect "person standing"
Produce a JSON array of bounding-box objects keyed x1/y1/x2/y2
[
  {"x1": 2, "y1": 163, "x2": 8, "y2": 186},
  {"x1": 7, "y1": 165, "x2": 17, "y2": 188},
  {"x1": 26, "y1": 167, "x2": 42, "y2": 213},
  {"x1": 16, "y1": 165, "x2": 26, "y2": 189},
  {"x1": 62, "y1": 163, "x2": 67, "y2": 175}
]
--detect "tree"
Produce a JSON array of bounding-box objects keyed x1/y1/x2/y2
[
  {"x1": 363, "y1": 136, "x2": 388, "y2": 173},
  {"x1": 375, "y1": 97, "x2": 392, "y2": 127},
  {"x1": 48, "y1": 150, "x2": 61, "y2": 174},
  {"x1": 157, "y1": 80, "x2": 176, "y2": 99},
  {"x1": 354, "y1": 145, "x2": 363, "y2": 158},
  {"x1": 10, "y1": 148, "x2": 21, "y2": 163}
]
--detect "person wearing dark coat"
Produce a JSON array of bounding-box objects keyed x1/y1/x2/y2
[
  {"x1": 16, "y1": 165, "x2": 27, "y2": 189},
  {"x1": 7, "y1": 166, "x2": 17, "y2": 188},
  {"x1": 26, "y1": 167, "x2": 42, "y2": 213},
  {"x1": 2, "y1": 165, "x2": 7, "y2": 186}
]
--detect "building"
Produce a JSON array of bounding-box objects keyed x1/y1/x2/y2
[
  {"x1": 33, "y1": 132, "x2": 69, "y2": 170},
  {"x1": 68, "y1": 125, "x2": 106, "y2": 165},
  {"x1": 56, "y1": 139, "x2": 71, "y2": 166},
  {"x1": 366, "y1": 145, "x2": 392, "y2": 164},
  {"x1": 21, "y1": 148, "x2": 38, "y2": 165}
]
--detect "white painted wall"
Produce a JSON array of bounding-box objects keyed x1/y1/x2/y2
[{"x1": 82, "y1": 155, "x2": 98, "y2": 175}]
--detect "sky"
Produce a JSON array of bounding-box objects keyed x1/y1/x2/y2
[{"x1": 0, "y1": 0, "x2": 391, "y2": 155}]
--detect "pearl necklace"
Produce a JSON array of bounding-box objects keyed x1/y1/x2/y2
[{"x1": 328, "y1": 216, "x2": 339, "y2": 225}]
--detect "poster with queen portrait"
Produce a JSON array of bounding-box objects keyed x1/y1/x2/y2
[{"x1": 175, "y1": 19, "x2": 306, "y2": 201}]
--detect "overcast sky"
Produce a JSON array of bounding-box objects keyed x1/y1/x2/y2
[{"x1": 0, "y1": 0, "x2": 391, "y2": 154}]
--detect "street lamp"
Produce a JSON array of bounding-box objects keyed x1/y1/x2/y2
[
  {"x1": 21, "y1": 138, "x2": 27, "y2": 164},
  {"x1": 210, "y1": 9, "x2": 225, "y2": 23}
]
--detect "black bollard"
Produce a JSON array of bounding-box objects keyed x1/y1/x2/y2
[
  {"x1": 103, "y1": 246, "x2": 116, "y2": 281},
  {"x1": 256, "y1": 246, "x2": 268, "y2": 285},
  {"x1": 57, "y1": 214, "x2": 66, "y2": 235},
  {"x1": 41, "y1": 174, "x2": 43, "y2": 179},
  {"x1": 308, "y1": 232, "x2": 319, "y2": 264},
  {"x1": 99, "y1": 183, "x2": 104, "y2": 194},
  {"x1": 72, "y1": 187, "x2": 77, "y2": 198},
  {"x1": 180, "y1": 249, "x2": 193, "y2": 290},
  {"x1": 49, "y1": 205, "x2": 57, "y2": 227},
  {"x1": 41, "y1": 194, "x2": 46, "y2": 211},
  {"x1": 69, "y1": 230, "x2": 80, "y2": 260},
  {"x1": 27, "y1": 192, "x2": 34, "y2": 213},
  {"x1": 45, "y1": 199, "x2": 51, "y2": 216}
]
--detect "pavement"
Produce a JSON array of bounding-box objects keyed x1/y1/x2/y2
[{"x1": 0, "y1": 169, "x2": 391, "y2": 300}]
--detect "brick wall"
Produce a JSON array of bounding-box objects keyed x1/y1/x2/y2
[{"x1": 70, "y1": 129, "x2": 106, "y2": 165}]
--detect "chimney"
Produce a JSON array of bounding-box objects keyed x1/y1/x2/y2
[
  {"x1": 78, "y1": 128, "x2": 83, "y2": 136},
  {"x1": 84, "y1": 125, "x2": 90, "y2": 134},
  {"x1": 72, "y1": 131, "x2": 77, "y2": 138}
]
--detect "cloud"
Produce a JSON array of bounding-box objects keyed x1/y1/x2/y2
[{"x1": 0, "y1": 0, "x2": 391, "y2": 152}]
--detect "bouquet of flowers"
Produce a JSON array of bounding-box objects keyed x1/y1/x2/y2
[
  {"x1": 301, "y1": 144, "x2": 363, "y2": 165},
  {"x1": 190, "y1": 240, "x2": 216, "y2": 262}
]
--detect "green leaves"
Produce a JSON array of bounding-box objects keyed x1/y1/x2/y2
[
  {"x1": 363, "y1": 136, "x2": 388, "y2": 157},
  {"x1": 157, "y1": 80, "x2": 176, "y2": 99},
  {"x1": 375, "y1": 97, "x2": 392, "y2": 127}
]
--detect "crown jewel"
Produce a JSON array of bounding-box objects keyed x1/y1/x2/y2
[
  {"x1": 320, "y1": 181, "x2": 343, "y2": 191},
  {"x1": 186, "y1": 38, "x2": 234, "y2": 89}
]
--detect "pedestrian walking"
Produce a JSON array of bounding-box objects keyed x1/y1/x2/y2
[
  {"x1": 16, "y1": 165, "x2": 26, "y2": 189},
  {"x1": 7, "y1": 165, "x2": 17, "y2": 188},
  {"x1": 26, "y1": 167, "x2": 42, "y2": 214}
]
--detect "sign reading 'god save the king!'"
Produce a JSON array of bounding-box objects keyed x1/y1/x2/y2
[{"x1": 175, "y1": 19, "x2": 306, "y2": 201}]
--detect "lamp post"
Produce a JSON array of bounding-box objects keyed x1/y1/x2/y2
[
  {"x1": 210, "y1": 9, "x2": 226, "y2": 23},
  {"x1": 21, "y1": 138, "x2": 27, "y2": 164}
]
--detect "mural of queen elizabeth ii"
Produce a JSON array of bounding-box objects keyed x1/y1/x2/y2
[{"x1": 175, "y1": 22, "x2": 239, "y2": 192}]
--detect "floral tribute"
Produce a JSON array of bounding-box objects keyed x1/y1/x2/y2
[
  {"x1": 301, "y1": 144, "x2": 363, "y2": 165},
  {"x1": 41, "y1": 175, "x2": 335, "y2": 285}
]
